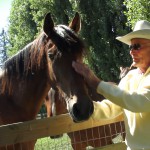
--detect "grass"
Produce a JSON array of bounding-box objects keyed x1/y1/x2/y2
[
  {"x1": 35, "y1": 134, "x2": 73, "y2": 150},
  {"x1": 34, "y1": 131, "x2": 123, "y2": 150}
]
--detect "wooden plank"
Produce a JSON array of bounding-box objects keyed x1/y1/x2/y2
[
  {"x1": 0, "y1": 113, "x2": 124, "y2": 146},
  {"x1": 93, "y1": 142, "x2": 126, "y2": 150}
]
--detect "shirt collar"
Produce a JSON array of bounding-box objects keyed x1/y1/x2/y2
[{"x1": 137, "y1": 67, "x2": 150, "y2": 75}]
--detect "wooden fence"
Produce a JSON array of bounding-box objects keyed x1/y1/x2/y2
[{"x1": 0, "y1": 113, "x2": 125, "y2": 149}]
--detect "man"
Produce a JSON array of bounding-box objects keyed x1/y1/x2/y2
[{"x1": 72, "y1": 20, "x2": 150, "y2": 150}]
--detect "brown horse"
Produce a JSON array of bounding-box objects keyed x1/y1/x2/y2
[
  {"x1": 0, "y1": 12, "x2": 94, "y2": 150},
  {"x1": 45, "y1": 87, "x2": 125, "y2": 150}
]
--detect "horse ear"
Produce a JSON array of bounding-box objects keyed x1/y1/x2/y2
[
  {"x1": 69, "y1": 12, "x2": 81, "y2": 33},
  {"x1": 43, "y1": 13, "x2": 54, "y2": 36}
]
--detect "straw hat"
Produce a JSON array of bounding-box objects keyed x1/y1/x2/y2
[{"x1": 116, "y1": 20, "x2": 150, "y2": 45}]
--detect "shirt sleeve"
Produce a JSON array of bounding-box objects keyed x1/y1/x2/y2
[
  {"x1": 91, "y1": 100, "x2": 123, "y2": 121},
  {"x1": 97, "y1": 78, "x2": 150, "y2": 112}
]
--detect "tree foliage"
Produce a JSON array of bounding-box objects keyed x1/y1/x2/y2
[
  {"x1": 29, "y1": 0, "x2": 75, "y2": 32},
  {"x1": 0, "y1": 29, "x2": 9, "y2": 67},
  {"x1": 74, "y1": 0, "x2": 131, "y2": 82},
  {"x1": 8, "y1": 0, "x2": 75, "y2": 55},
  {"x1": 8, "y1": 0, "x2": 37, "y2": 55},
  {"x1": 124, "y1": 0, "x2": 150, "y2": 28}
]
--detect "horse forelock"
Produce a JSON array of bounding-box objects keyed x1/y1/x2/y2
[{"x1": 53, "y1": 25, "x2": 86, "y2": 58}]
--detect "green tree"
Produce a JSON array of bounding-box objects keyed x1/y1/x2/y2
[
  {"x1": 124, "y1": 0, "x2": 150, "y2": 28},
  {"x1": 8, "y1": 0, "x2": 37, "y2": 56},
  {"x1": 8, "y1": 0, "x2": 74, "y2": 55},
  {"x1": 29, "y1": 0, "x2": 74, "y2": 32},
  {"x1": 0, "y1": 29, "x2": 9, "y2": 67},
  {"x1": 75, "y1": 0, "x2": 131, "y2": 82}
]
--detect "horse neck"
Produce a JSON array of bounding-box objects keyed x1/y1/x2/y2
[
  {"x1": 0, "y1": 75, "x2": 50, "y2": 126},
  {"x1": 0, "y1": 67, "x2": 50, "y2": 122},
  {"x1": 18, "y1": 71, "x2": 51, "y2": 119}
]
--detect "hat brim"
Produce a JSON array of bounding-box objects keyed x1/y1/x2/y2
[{"x1": 116, "y1": 29, "x2": 150, "y2": 45}]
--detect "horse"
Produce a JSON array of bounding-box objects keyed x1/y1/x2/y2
[
  {"x1": 45, "y1": 87, "x2": 125, "y2": 150},
  {"x1": 0, "y1": 12, "x2": 94, "y2": 150}
]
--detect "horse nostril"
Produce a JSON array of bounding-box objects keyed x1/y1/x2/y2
[{"x1": 72, "y1": 103, "x2": 79, "y2": 118}]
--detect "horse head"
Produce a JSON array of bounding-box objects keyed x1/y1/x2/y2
[{"x1": 43, "y1": 12, "x2": 94, "y2": 122}]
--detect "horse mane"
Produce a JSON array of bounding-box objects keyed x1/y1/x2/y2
[{"x1": 1, "y1": 33, "x2": 48, "y2": 94}]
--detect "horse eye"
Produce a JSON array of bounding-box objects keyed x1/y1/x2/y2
[{"x1": 48, "y1": 52, "x2": 55, "y2": 60}]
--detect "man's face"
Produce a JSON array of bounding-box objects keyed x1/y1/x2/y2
[{"x1": 130, "y1": 38, "x2": 150, "y2": 72}]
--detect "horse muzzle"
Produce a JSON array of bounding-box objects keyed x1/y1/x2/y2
[{"x1": 67, "y1": 97, "x2": 94, "y2": 122}]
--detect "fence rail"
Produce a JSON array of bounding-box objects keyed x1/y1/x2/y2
[{"x1": 0, "y1": 113, "x2": 124, "y2": 146}]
